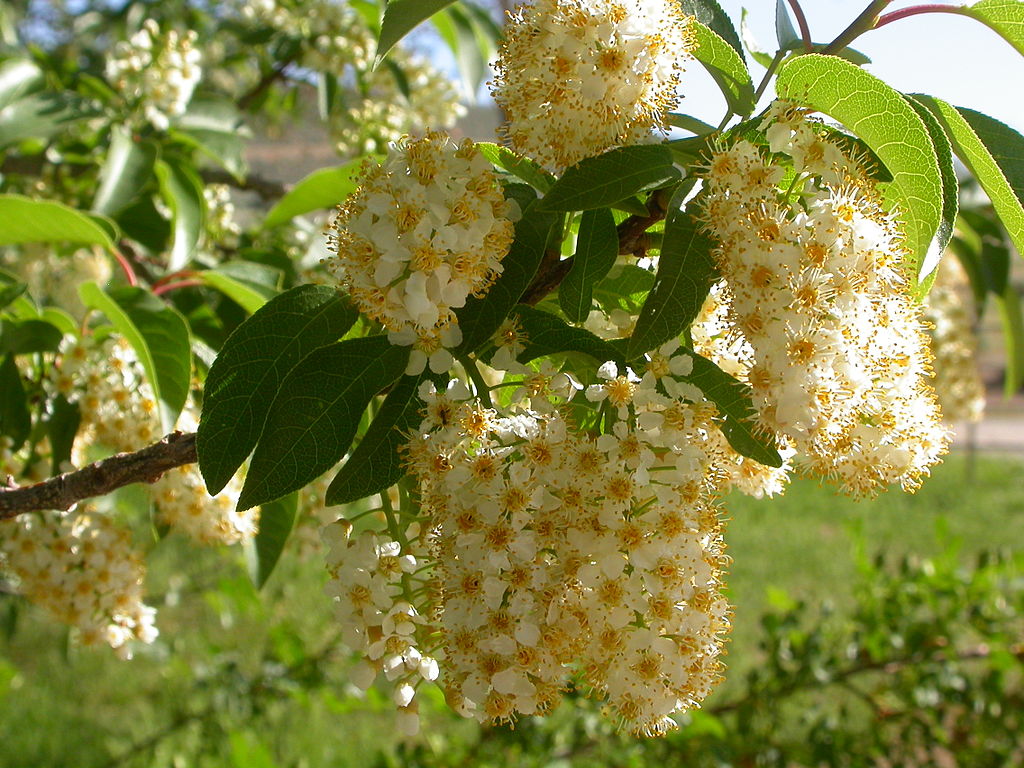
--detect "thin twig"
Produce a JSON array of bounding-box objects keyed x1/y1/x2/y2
[
  {"x1": 0, "y1": 432, "x2": 197, "y2": 519},
  {"x1": 786, "y1": 0, "x2": 813, "y2": 52},
  {"x1": 874, "y1": 4, "x2": 971, "y2": 29},
  {"x1": 821, "y1": 0, "x2": 894, "y2": 55}
]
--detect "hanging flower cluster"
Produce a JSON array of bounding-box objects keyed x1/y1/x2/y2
[
  {"x1": 0, "y1": 508, "x2": 157, "y2": 658},
  {"x1": 697, "y1": 101, "x2": 950, "y2": 495},
  {"x1": 1, "y1": 245, "x2": 112, "y2": 320},
  {"x1": 325, "y1": 340, "x2": 732, "y2": 737},
  {"x1": 105, "y1": 19, "x2": 202, "y2": 130},
  {"x1": 922, "y1": 257, "x2": 986, "y2": 423},
  {"x1": 325, "y1": 132, "x2": 517, "y2": 374},
  {"x1": 55, "y1": 336, "x2": 258, "y2": 545},
  {"x1": 491, "y1": 0, "x2": 696, "y2": 172}
]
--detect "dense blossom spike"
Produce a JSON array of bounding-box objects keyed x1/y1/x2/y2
[
  {"x1": 695, "y1": 101, "x2": 950, "y2": 496},
  {"x1": 325, "y1": 132, "x2": 517, "y2": 375},
  {"x1": 491, "y1": 0, "x2": 697, "y2": 173}
]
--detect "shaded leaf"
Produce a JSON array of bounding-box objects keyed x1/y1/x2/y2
[
  {"x1": 775, "y1": 0, "x2": 800, "y2": 51},
  {"x1": 156, "y1": 159, "x2": 204, "y2": 271},
  {"x1": 538, "y1": 145, "x2": 680, "y2": 212},
  {"x1": 679, "y1": 0, "x2": 745, "y2": 59},
  {"x1": 47, "y1": 395, "x2": 80, "y2": 475},
  {"x1": 201, "y1": 261, "x2": 282, "y2": 314},
  {"x1": 197, "y1": 285, "x2": 357, "y2": 495},
  {"x1": 477, "y1": 142, "x2": 554, "y2": 193},
  {"x1": 238, "y1": 337, "x2": 410, "y2": 510},
  {"x1": 511, "y1": 305, "x2": 626, "y2": 365},
  {"x1": 593, "y1": 264, "x2": 655, "y2": 315},
  {"x1": 559, "y1": 208, "x2": 620, "y2": 322},
  {"x1": 0, "y1": 318, "x2": 63, "y2": 355},
  {"x1": 0, "y1": 354, "x2": 30, "y2": 450},
  {"x1": 0, "y1": 92, "x2": 98, "y2": 148},
  {"x1": 326, "y1": 371, "x2": 437, "y2": 505},
  {"x1": 0, "y1": 281, "x2": 27, "y2": 312},
  {"x1": 93, "y1": 125, "x2": 157, "y2": 216},
  {"x1": 0, "y1": 58, "x2": 43, "y2": 111},
  {"x1": 376, "y1": 0, "x2": 457, "y2": 64},
  {"x1": 247, "y1": 492, "x2": 298, "y2": 588}
]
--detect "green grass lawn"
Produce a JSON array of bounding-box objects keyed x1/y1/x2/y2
[{"x1": 0, "y1": 451, "x2": 1021, "y2": 767}]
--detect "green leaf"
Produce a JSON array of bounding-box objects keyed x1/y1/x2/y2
[
  {"x1": 47, "y1": 395, "x2": 80, "y2": 475},
  {"x1": 960, "y1": 0, "x2": 1024, "y2": 57},
  {"x1": 0, "y1": 354, "x2": 30, "y2": 451},
  {"x1": 913, "y1": 96, "x2": 1024, "y2": 260},
  {"x1": 442, "y1": 5, "x2": 485, "y2": 100},
  {"x1": 40, "y1": 307, "x2": 78, "y2": 338},
  {"x1": 691, "y1": 20, "x2": 756, "y2": 116},
  {"x1": 0, "y1": 58, "x2": 43, "y2": 111},
  {"x1": 248, "y1": 492, "x2": 298, "y2": 589},
  {"x1": 156, "y1": 159, "x2": 204, "y2": 271},
  {"x1": 538, "y1": 145, "x2": 680, "y2": 212},
  {"x1": 264, "y1": 159, "x2": 370, "y2": 228},
  {"x1": 904, "y1": 95, "x2": 958, "y2": 290},
  {"x1": 741, "y1": 8, "x2": 775, "y2": 69},
  {"x1": 0, "y1": 281, "x2": 27, "y2": 312},
  {"x1": 176, "y1": 127, "x2": 248, "y2": 181},
  {"x1": 667, "y1": 113, "x2": 718, "y2": 136},
  {"x1": 628, "y1": 195, "x2": 717, "y2": 358},
  {"x1": 79, "y1": 282, "x2": 191, "y2": 431},
  {"x1": 775, "y1": 0, "x2": 800, "y2": 51},
  {"x1": 510, "y1": 305, "x2": 626, "y2": 366},
  {"x1": 0, "y1": 318, "x2": 63, "y2": 355},
  {"x1": 996, "y1": 279, "x2": 1024, "y2": 395},
  {"x1": 201, "y1": 261, "x2": 282, "y2": 314},
  {"x1": 376, "y1": 0, "x2": 457, "y2": 64},
  {"x1": 453, "y1": 206, "x2": 560, "y2": 354},
  {"x1": 679, "y1": 0, "x2": 745, "y2": 60},
  {"x1": 593, "y1": 264, "x2": 655, "y2": 315},
  {"x1": 237, "y1": 337, "x2": 410, "y2": 510},
  {"x1": 93, "y1": 125, "x2": 157, "y2": 216},
  {"x1": 326, "y1": 371, "x2": 435, "y2": 505},
  {"x1": 476, "y1": 143, "x2": 555, "y2": 193},
  {"x1": 197, "y1": 285, "x2": 357, "y2": 495},
  {"x1": 683, "y1": 350, "x2": 782, "y2": 467},
  {"x1": 559, "y1": 208, "x2": 620, "y2": 322},
  {"x1": 0, "y1": 92, "x2": 98, "y2": 148},
  {"x1": 0, "y1": 195, "x2": 117, "y2": 250},
  {"x1": 775, "y1": 55, "x2": 942, "y2": 288}
]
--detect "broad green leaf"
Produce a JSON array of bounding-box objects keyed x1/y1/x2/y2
[
  {"x1": 0, "y1": 271, "x2": 36, "y2": 318},
  {"x1": 237, "y1": 337, "x2": 410, "y2": 510},
  {"x1": 0, "y1": 354, "x2": 30, "y2": 450},
  {"x1": 326, "y1": 371, "x2": 435, "y2": 505},
  {"x1": 40, "y1": 307, "x2": 78, "y2": 338},
  {"x1": 593, "y1": 264, "x2": 655, "y2": 315},
  {"x1": 679, "y1": 0, "x2": 745, "y2": 59},
  {"x1": 691, "y1": 20, "x2": 756, "y2": 116},
  {"x1": 156, "y1": 159, "x2": 204, "y2": 271},
  {"x1": 201, "y1": 272, "x2": 270, "y2": 314},
  {"x1": 775, "y1": 0, "x2": 800, "y2": 51},
  {"x1": 247, "y1": 492, "x2": 298, "y2": 589},
  {"x1": 116, "y1": 196, "x2": 171, "y2": 253},
  {"x1": 913, "y1": 96, "x2": 1024, "y2": 259},
  {"x1": 376, "y1": 0, "x2": 457, "y2": 64},
  {"x1": 454, "y1": 206, "x2": 560, "y2": 354},
  {"x1": 442, "y1": 5, "x2": 485, "y2": 100},
  {"x1": 904, "y1": 95, "x2": 958, "y2": 288},
  {"x1": 176, "y1": 127, "x2": 248, "y2": 181},
  {"x1": 510, "y1": 305, "x2": 626, "y2": 366},
  {"x1": 264, "y1": 159, "x2": 370, "y2": 227},
  {"x1": 559, "y1": 208, "x2": 620, "y2": 322},
  {"x1": 996, "y1": 280, "x2": 1024, "y2": 395},
  {"x1": 197, "y1": 285, "x2": 357, "y2": 495},
  {"x1": 683, "y1": 350, "x2": 783, "y2": 467},
  {"x1": 177, "y1": 96, "x2": 248, "y2": 134},
  {"x1": 961, "y1": 0, "x2": 1024, "y2": 57},
  {"x1": 47, "y1": 395, "x2": 80, "y2": 475},
  {"x1": 0, "y1": 318, "x2": 63, "y2": 355},
  {"x1": 109, "y1": 287, "x2": 192, "y2": 428},
  {"x1": 93, "y1": 125, "x2": 157, "y2": 216},
  {"x1": 628, "y1": 195, "x2": 717, "y2": 358},
  {"x1": 538, "y1": 145, "x2": 681, "y2": 212},
  {"x1": 79, "y1": 282, "x2": 191, "y2": 431},
  {"x1": 0, "y1": 59, "x2": 43, "y2": 111},
  {"x1": 776, "y1": 55, "x2": 942, "y2": 287},
  {"x1": 0, "y1": 281, "x2": 26, "y2": 312},
  {"x1": 477, "y1": 143, "x2": 555, "y2": 193},
  {"x1": 0, "y1": 92, "x2": 98, "y2": 148},
  {"x1": 667, "y1": 113, "x2": 718, "y2": 136},
  {"x1": 0, "y1": 195, "x2": 117, "y2": 250},
  {"x1": 201, "y1": 261, "x2": 282, "y2": 314}
]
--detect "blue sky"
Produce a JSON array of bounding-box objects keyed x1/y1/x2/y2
[{"x1": 684, "y1": 1, "x2": 1024, "y2": 133}]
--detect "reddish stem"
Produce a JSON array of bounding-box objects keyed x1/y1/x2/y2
[
  {"x1": 111, "y1": 248, "x2": 138, "y2": 287},
  {"x1": 152, "y1": 269, "x2": 198, "y2": 289},
  {"x1": 875, "y1": 4, "x2": 970, "y2": 28},
  {"x1": 786, "y1": 0, "x2": 814, "y2": 52},
  {"x1": 152, "y1": 279, "x2": 205, "y2": 296}
]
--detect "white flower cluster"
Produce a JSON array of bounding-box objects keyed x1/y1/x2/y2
[
  {"x1": 202, "y1": 184, "x2": 241, "y2": 249},
  {"x1": 325, "y1": 132, "x2": 516, "y2": 375},
  {"x1": 923, "y1": 257, "x2": 986, "y2": 423},
  {"x1": 697, "y1": 102, "x2": 950, "y2": 495},
  {"x1": 238, "y1": 0, "x2": 463, "y2": 158},
  {"x1": 491, "y1": 0, "x2": 696, "y2": 172},
  {"x1": 55, "y1": 336, "x2": 257, "y2": 545},
  {"x1": 0, "y1": 509, "x2": 157, "y2": 658},
  {"x1": 1, "y1": 245, "x2": 113, "y2": 320},
  {"x1": 323, "y1": 342, "x2": 732, "y2": 736},
  {"x1": 105, "y1": 19, "x2": 201, "y2": 130}
]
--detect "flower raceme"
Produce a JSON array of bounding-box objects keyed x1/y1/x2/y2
[
  {"x1": 491, "y1": 0, "x2": 697, "y2": 173},
  {"x1": 696, "y1": 102, "x2": 950, "y2": 496},
  {"x1": 325, "y1": 132, "x2": 517, "y2": 375}
]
